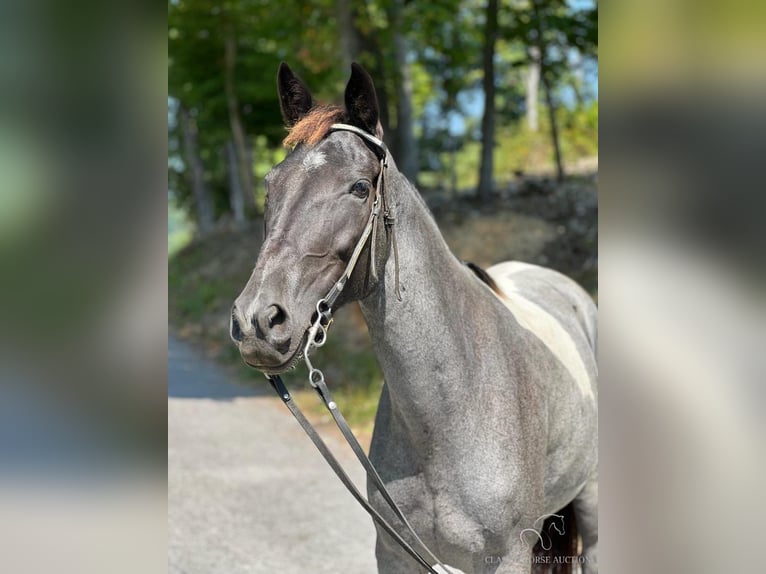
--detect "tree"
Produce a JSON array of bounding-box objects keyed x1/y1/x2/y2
[
  {"x1": 526, "y1": 46, "x2": 540, "y2": 132},
  {"x1": 223, "y1": 18, "x2": 255, "y2": 219},
  {"x1": 478, "y1": 0, "x2": 499, "y2": 199},
  {"x1": 336, "y1": 0, "x2": 362, "y2": 69},
  {"x1": 178, "y1": 106, "x2": 215, "y2": 235},
  {"x1": 504, "y1": 0, "x2": 598, "y2": 183},
  {"x1": 226, "y1": 140, "x2": 246, "y2": 228},
  {"x1": 169, "y1": 0, "x2": 341, "y2": 230},
  {"x1": 413, "y1": 0, "x2": 481, "y2": 194},
  {"x1": 386, "y1": 0, "x2": 418, "y2": 182},
  {"x1": 168, "y1": 0, "x2": 597, "y2": 223},
  {"x1": 531, "y1": 0, "x2": 564, "y2": 182}
]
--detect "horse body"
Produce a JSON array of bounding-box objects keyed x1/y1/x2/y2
[
  {"x1": 488, "y1": 262, "x2": 598, "y2": 515},
  {"x1": 359, "y1": 166, "x2": 597, "y2": 573},
  {"x1": 231, "y1": 63, "x2": 598, "y2": 574}
]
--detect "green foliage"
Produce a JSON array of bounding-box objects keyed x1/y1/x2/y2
[
  {"x1": 169, "y1": 0, "x2": 597, "y2": 230},
  {"x1": 169, "y1": 0, "x2": 345, "y2": 224},
  {"x1": 494, "y1": 100, "x2": 598, "y2": 180},
  {"x1": 418, "y1": 100, "x2": 598, "y2": 191},
  {"x1": 560, "y1": 99, "x2": 598, "y2": 158},
  {"x1": 168, "y1": 196, "x2": 194, "y2": 257}
]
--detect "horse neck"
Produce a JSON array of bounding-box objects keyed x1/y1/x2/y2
[{"x1": 359, "y1": 169, "x2": 486, "y2": 416}]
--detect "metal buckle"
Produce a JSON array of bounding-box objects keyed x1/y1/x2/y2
[
  {"x1": 304, "y1": 298, "x2": 334, "y2": 388},
  {"x1": 308, "y1": 368, "x2": 325, "y2": 388},
  {"x1": 316, "y1": 299, "x2": 332, "y2": 325}
]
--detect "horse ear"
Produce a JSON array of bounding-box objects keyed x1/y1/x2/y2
[
  {"x1": 344, "y1": 63, "x2": 383, "y2": 138},
  {"x1": 277, "y1": 62, "x2": 314, "y2": 127}
]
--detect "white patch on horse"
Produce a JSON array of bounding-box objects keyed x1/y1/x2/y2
[
  {"x1": 487, "y1": 262, "x2": 595, "y2": 401},
  {"x1": 301, "y1": 151, "x2": 326, "y2": 170}
]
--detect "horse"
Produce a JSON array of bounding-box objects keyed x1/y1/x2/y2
[{"x1": 230, "y1": 62, "x2": 598, "y2": 574}]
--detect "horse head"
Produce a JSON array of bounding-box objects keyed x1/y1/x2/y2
[{"x1": 231, "y1": 63, "x2": 390, "y2": 373}]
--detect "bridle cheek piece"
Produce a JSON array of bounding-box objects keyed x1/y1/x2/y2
[{"x1": 264, "y1": 124, "x2": 445, "y2": 574}]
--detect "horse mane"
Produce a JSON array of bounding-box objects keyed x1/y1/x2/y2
[
  {"x1": 283, "y1": 105, "x2": 346, "y2": 148},
  {"x1": 464, "y1": 261, "x2": 505, "y2": 298}
]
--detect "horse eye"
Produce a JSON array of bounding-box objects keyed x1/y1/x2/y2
[{"x1": 350, "y1": 180, "x2": 371, "y2": 198}]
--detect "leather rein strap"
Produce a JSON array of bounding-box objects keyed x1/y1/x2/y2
[
  {"x1": 265, "y1": 125, "x2": 445, "y2": 573},
  {"x1": 267, "y1": 374, "x2": 443, "y2": 574}
]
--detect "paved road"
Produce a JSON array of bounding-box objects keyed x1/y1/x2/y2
[{"x1": 168, "y1": 336, "x2": 377, "y2": 573}]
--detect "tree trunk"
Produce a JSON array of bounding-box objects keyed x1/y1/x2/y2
[
  {"x1": 336, "y1": 0, "x2": 361, "y2": 69},
  {"x1": 336, "y1": 0, "x2": 393, "y2": 136},
  {"x1": 477, "y1": 0, "x2": 498, "y2": 200},
  {"x1": 386, "y1": 0, "x2": 418, "y2": 182},
  {"x1": 450, "y1": 147, "x2": 458, "y2": 196},
  {"x1": 526, "y1": 46, "x2": 540, "y2": 132},
  {"x1": 570, "y1": 76, "x2": 584, "y2": 109},
  {"x1": 226, "y1": 140, "x2": 246, "y2": 229},
  {"x1": 570, "y1": 50, "x2": 586, "y2": 108},
  {"x1": 531, "y1": 0, "x2": 565, "y2": 182},
  {"x1": 179, "y1": 106, "x2": 215, "y2": 235},
  {"x1": 370, "y1": 41, "x2": 391, "y2": 139},
  {"x1": 541, "y1": 69, "x2": 565, "y2": 182},
  {"x1": 224, "y1": 29, "x2": 254, "y2": 215}
]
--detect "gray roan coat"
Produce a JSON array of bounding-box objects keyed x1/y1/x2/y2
[{"x1": 231, "y1": 63, "x2": 598, "y2": 574}]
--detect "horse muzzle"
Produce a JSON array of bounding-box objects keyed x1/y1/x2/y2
[{"x1": 230, "y1": 300, "x2": 302, "y2": 373}]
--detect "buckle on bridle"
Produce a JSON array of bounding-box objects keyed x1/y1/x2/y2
[
  {"x1": 316, "y1": 299, "x2": 332, "y2": 324},
  {"x1": 303, "y1": 298, "x2": 333, "y2": 388}
]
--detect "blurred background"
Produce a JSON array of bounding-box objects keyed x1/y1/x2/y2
[
  {"x1": 168, "y1": 0, "x2": 599, "y2": 429},
  {"x1": 0, "y1": 0, "x2": 762, "y2": 572}
]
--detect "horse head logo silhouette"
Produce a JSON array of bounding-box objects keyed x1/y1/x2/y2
[{"x1": 519, "y1": 513, "x2": 566, "y2": 551}]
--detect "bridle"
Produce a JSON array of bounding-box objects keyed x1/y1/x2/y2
[
  {"x1": 319, "y1": 123, "x2": 401, "y2": 307},
  {"x1": 265, "y1": 124, "x2": 447, "y2": 573}
]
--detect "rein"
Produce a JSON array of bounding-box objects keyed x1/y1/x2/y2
[{"x1": 265, "y1": 124, "x2": 445, "y2": 574}]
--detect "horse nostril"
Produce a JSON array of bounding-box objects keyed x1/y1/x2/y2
[
  {"x1": 268, "y1": 304, "x2": 287, "y2": 328},
  {"x1": 253, "y1": 304, "x2": 291, "y2": 354},
  {"x1": 254, "y1": 304, "x2": 289, "y2": 341},
  {"x1": 231, "y1": 310, "x2": 243, "y2": 342}
]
